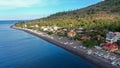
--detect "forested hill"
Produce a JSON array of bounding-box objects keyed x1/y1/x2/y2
[
  {"x1": 17, "y1": 0, "x2": 120, "y2": 31},
  {"x1": 40, "y1": 0, "x2": 120, "y2": 20}
]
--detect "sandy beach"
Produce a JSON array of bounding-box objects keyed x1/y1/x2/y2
[{"x1": 11, "y1": 26, "x2": 119, "y2": 68}]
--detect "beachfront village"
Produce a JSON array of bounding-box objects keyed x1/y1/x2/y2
[{"x1": 14, "y1": 23, "x2": 120, "y2": 67}]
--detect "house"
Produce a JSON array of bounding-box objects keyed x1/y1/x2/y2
[
  {"x1": 35, "y1": 24, "x2": 39, "y2": 28},
  {"x1": 106, "y1": 32, "x2": 120, "y2": 43},
  {"x1": 41, "y1": 26, "x2": 49, "y2": 31},
  {"x1": 87, "y1": 30, "x2": 97, "y2": 32},
  {"x1": 49, "y1": 27, "x2": 56, "y2": 33},
  {"x1": 78, "y1": 27, "x2": 84, "y2": 30},
  {"x1": 41, "y1": 26, "x2": 45, "y2": 29},
  {"x1": 52, "y1": 26, "x2": 58, "y2": 31},
  {"x1": 76, "y1": 30, "x2": 83, "y2": 33},
  {"x1": 63, "y1": 29, "x2": 68, "y2": 32},
  {"x1": 67, "y1": 30, "x2": 76, "y2": 38},
  {"x1": 41, "y1": 26, "x2": 59, "y2": 33},
  {"x1": 75, "y1": 27, "x2": 83, "y2": 33},
  {"x1": 104, "y1": 43, "x2": 118, "y2": 52},
  {"x1": 80, "y1": 34, "x2": 91, "y2": 40},
  {"x1": 23, "y1": 24, "x2": 27, "y2": 28}
]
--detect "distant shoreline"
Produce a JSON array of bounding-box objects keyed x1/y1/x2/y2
[{"x1": 11, "y1": 25, "x2": 118, "y2": 68}]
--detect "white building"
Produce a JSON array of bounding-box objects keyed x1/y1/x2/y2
[
  {"x1": 35, "y1": 24, "x2": 39, "y2": 28},
  {"x1": 52, "y1": 26, "x2": 58, "y2": 31},
  {"x1": 106, "y1": 32, "x2": 120, "y2": 43},
  {"x1": 41, "y1": 26, "x2": 49, "y2": 31},
  {"x1": 23, "y1": 24, "x2": 27, "y2": 28}
]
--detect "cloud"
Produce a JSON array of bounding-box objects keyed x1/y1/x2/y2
[
  {"x1": 0, "y1": 0, "x2": 38, "y2": 7},
  {"x1": 0, "y1": 0, "x2": 58, "y2": 10},
  {"x1": 101, "y1": 0, "x2": 105, "y2": 1}
]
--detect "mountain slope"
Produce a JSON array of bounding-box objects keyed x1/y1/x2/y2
[
  {"x1": 43, "y1": 0, "x2": 120, "y2": 20},
  {"x1": 17, "y1": 0, "x2": 120, "y2": 32}
]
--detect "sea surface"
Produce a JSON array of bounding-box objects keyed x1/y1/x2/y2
[{"x1": 0, "y1": 21, "x2": 97, "y2": 68}]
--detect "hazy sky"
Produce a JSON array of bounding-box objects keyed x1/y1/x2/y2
[{"x1": 0, "y1": 0, "x2": 102, "y2": 20}]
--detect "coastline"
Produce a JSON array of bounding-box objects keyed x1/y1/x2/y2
[{"x1": 11, "y1": 26, "x2": 118, "y2": 68}]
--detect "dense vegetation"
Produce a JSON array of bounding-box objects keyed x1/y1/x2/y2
[
  {"x1": 15, "y1": 0, "x2": 120, "y2": 31},
  {"x1": 15, "y1": 0, "x2": 120, "y2": 47}
]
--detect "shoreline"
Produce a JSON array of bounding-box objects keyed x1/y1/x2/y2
[{"x1": 11, "y1": 26, "x2": 118, "y2": 68}]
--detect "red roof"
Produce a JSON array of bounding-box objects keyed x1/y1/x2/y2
[
  {"x1": 67, "y1": 31, "x2": 76, "y2": 35},
  {"x1": 81, "y1": 35, "x2": 91, "y2": 40},
  {"x1": 104, "y1": 43, "x2": 118, "y2": 52}
]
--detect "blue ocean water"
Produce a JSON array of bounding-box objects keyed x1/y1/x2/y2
[{"x1": 0, "y1": 21, "x2": 97, "y2": 68}]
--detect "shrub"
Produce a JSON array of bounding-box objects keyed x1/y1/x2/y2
[{"x1": 82, "y1": 40, "x2": 98, "y2": 48}]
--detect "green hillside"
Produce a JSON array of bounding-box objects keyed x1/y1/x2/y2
[{"x1": 16, "y1": 0, "x2": 120, "y2": 31}]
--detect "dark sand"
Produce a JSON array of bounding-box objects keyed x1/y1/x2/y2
[{"x1": 12, "y1": 26, "x2": 118, "y2": 68}]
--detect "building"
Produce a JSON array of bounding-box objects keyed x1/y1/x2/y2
[
  {"x1": 67, "y1": 30, "x2": 76, "y2": 38},
  {"x1": 63, "y1": 29, "x2": 67, "y2": 32},
  {"x1": 23, "y1": 24, "x2": 27, "y2": 28},
  {"x1": 41, "y1": 26, "x2": 49, "y2": 31},
  {"x1": 52, "y1": 26, "x2": 58, "y2": 31},
  {"x1": 104, "y1": 43, "x2": 118, "y2": 52},
  {"x1": 76, "y1": 27, "x2": 84, "y2": 33},
  {"x1": 80, "y1": 34, "x2": 91, "y2": 40},
  {"x1": 49, "y1": 27, "x2": 55, "y2": 33},
  {"x1": 35, "y1": 24, "x2": 39, "y2": 28},
  {"x1": 106, "y1": 32, "x2": 120, "y2": 43}
]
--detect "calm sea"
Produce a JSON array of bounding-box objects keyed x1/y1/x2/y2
[{"x1": 0, "y1": 20, "x2": 97, "y2": 68}]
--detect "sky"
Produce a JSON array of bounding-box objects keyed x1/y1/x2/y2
[{"x1": 0, "y1": 0, "x2": 102, "y2": 20}]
